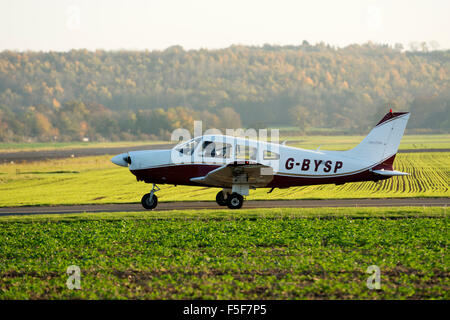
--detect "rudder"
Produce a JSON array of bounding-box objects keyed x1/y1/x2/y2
[{"x1": 346, "y1": 111, "x2": 410, "y2": 163}]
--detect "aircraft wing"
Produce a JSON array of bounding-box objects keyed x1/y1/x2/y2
[
  {"x1": 190, "y1": 163, "x2": 274, "y2": 188},
  {"x1": 372, "y1": 169, "x2": 408, "y2": 176}
]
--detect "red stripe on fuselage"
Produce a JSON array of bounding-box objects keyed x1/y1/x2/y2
[
  {"x1": 266, "y1": 169, "x2": 388, "y2": 188},
  {"x1": 131, "y1": 164, "x2": 222, "y2": 186},
  {"x1": 130, "y1": 163, "x2": 389, "y2": 188}
]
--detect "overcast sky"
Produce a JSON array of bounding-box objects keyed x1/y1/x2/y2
[{"x1": 1, "y1": 0, "x2": 449, "y2": 51}]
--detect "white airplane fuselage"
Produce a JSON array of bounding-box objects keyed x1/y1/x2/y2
[{"x1": 111, "y1": 111, "x2": 410, "y2": 209}]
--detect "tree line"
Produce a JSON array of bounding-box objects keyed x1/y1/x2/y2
[{"x1": 0, "y1": 42, "x2": 448, "y2": 142}]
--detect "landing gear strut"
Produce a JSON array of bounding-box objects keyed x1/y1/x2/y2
[{"x1": 141, "y1": 184, "x2": 160, "y2": 210}]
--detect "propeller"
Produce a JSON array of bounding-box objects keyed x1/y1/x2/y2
[{"x1": 126, "y1": 154, "x2": 132, "y2": 165}]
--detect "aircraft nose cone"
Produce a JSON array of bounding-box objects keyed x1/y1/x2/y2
[{"x1": 111, "y1": 153, "x2": 129, "y2": 167}]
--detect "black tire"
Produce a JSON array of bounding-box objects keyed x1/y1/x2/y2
[
  {"x1": 226, "y1": 193, "x2": 244, "y2": 209},
  {"x1": 216, "y1": 191, "x2": 227, "y2": 206},
  {"x1": 141, "y1": 193, "x2": 158, "y2": 210}
]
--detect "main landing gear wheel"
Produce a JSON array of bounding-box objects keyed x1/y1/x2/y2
[
  {"x1": 141, "y1": 193, "x2": 158, "y2": 210},
  {"x1": 216, "y1": 191, "x2": 227, "y2": 206},
  {"x1": 226, "y1": 192, "x2": 244, "y2": 209}
]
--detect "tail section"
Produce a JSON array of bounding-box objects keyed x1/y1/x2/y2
[
  {"x1": 346, "y1": 111, "x2": 410, "y2": 163},
  {"x1": 371, "y1": 154, "x2": 408, "y2": 176}
]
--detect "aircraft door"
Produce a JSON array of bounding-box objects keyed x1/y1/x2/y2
[{"x1": 235, "y1": 140, "x2": 258, "y2": 163}]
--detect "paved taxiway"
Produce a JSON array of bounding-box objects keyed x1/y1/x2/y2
[{"x1": 0, "y1": 198, "x2": 447, "y2": 216}]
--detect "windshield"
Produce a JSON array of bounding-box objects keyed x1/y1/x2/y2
[{"x1": 174, "y1": 137, "x2": 200, "y2": 155}]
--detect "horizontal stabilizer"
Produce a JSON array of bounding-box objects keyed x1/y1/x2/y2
[{"x1": 372, "y1": 169, "x2": 408, "y2": 176}]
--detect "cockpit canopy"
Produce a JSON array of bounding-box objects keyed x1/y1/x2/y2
[
  {"x1": 174, "y1": 136, "x2": 236, "y2": 159},
  {"x1": 173, "y1": 135, "x2": 280, "y2": 163},
  {"x1": 174, "y1": 137, "x2": 201, "y2": 155}
]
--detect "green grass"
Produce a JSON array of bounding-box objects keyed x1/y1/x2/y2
[
  {"x1": 0, "y1": 134, "x2": 448, "y2": 153},
  {"x1": 283, "y1": 134, "x2": 450, "y2": 151},
  {"x1": 0, "y1": 152, "x2": 448, "y2": 207},
  {"x1": 0, "y1": 140, "x2": 167, "y2": 153},
  {"x1": 0, "y1": 207, "x2": 448, "y2": 299}
]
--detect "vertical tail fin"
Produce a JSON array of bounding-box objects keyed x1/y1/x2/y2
[{"x1": 346, "y1": 111, "x2": 410, "y2": 163}]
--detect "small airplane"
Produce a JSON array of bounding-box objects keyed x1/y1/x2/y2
[{"x1": 111, "y1": 110, "x2": 410, "y2": 209}]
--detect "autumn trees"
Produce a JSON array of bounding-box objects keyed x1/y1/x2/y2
[{"x1": 0, "y1": 43, "x2": 448, "y2": 142}]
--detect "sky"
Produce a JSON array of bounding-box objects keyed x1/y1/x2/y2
[{"x1": 1, "y1": 0, "x2": 449, "y2": 52}]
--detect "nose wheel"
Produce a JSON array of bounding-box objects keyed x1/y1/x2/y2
[
  {"x1": 141, "y1": 184, "x2": 160, "y2": 210},
  {"x1": 141, "y1": 193, "x2": 158, "y2": 209}
]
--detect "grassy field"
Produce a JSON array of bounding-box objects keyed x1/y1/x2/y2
[
  {"x1": 0, "y1": 152, "x2": 448, "y2": 207},
  {"x1": 0, "y1": 140, "x2": 167, "y2": 153},
  {"x1": 0, "y1": 134, "x2": 449, "y2": 153},
  {"x1": 283, "y1": 134, "x2": 450, "y2": 151},
  {"x1": 0, "y1": 207, "x2": 448, "y2": 299}
]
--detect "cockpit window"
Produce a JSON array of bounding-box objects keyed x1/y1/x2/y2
[
  {"x1": 175, "y1": 138, "x2": 200, "y2": 155},
  {"x1": 263, "y1": 150, "x2": 280, "y2": 160},
  {"x1": 199, "y1": 141, "x2": 232, "y2": 158}
]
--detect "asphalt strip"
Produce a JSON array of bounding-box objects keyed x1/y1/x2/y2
[{"x1": 0, "y1": 198, "x2": 448, "y2": 216}]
